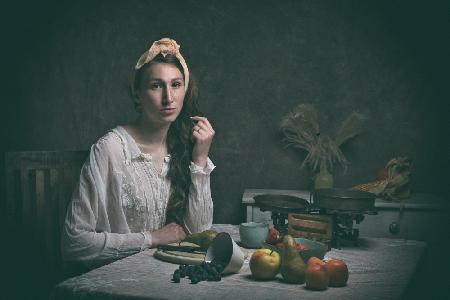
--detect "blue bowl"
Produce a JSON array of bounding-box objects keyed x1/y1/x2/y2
[{"x1": 262, "y1": 237, "x2": 328, "y2": 262}]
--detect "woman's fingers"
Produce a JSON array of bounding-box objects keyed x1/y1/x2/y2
[
  {"x1": 190, "y1": 116, "x2": 215, "y2": 167},
  {"x1": 191, "y1": 116, "x2": 214, "y2": 133},
  {"x1": 151, "y1": 223, "x2": 186, "y2": 247},
  {"x1": 191, "y1": 117, "x2": 215, "y2": 140},
  {"x1": 193, "y1": 121, "x2": 212, "y2": 134},
  {"x1": 165, "y1": 223, "x2": 186, "y2": 243},
  {"x1": 192, "y1": 126, "x2": 214, "y2": 140},
  {"x1": 176, "y1": 224, "x2": 186, "y2": 241}
]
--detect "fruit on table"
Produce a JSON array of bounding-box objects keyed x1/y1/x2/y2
[
  {"x1": 266, "y1": 227, "x2": 281, "y2": 244},
  {"x1": 305, "y1": 263, "x2": 329, "y2": 290},
  {"x1": 171, "y1": 261, "x2": 224, "y2": 284},
  {"x1": 280, "y1": 235, "x2": 307, "y2": 283},
  {"x1": 275, "y1": 242, "x2": 308, "y2": 251},
  {"x1": 307, "y1": 256, "x2": 325, "y2": 266},
  {"x1": 325, "y1": 258, "x2": 349, "y2": 287},
  {"x1": 184, "y1": 230, "x2": 218, "y2": 250},
  {"x1": 249, "y1": 249, "x2": 281, "y2": 280}
]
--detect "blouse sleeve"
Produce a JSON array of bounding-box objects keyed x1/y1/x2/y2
[
  {"x1": 61, "y1": 141, "x2": 147, "y2": 266},
  {"x1": 183, "y1": 158, "x2": 215, "y2": 234}
]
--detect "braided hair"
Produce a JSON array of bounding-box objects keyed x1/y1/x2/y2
[{"x1": 132, "y1": 53, "x2": 200, "y2": 226}]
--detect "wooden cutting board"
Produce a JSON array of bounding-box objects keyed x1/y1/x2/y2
[
  {"x1": 154, "y1": 249, "x2": 206, "y2": 265},
  {"x1": 154, "y1": 243, "x2": 249, "y2": 265}
]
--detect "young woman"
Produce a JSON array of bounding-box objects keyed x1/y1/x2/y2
[{"x1": 61, "y1": 38, "x2": 215, "y2": 268}]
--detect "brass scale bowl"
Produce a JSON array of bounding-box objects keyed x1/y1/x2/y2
[{"x1": 253, "y1": 188, "x2": 377, "y2": 248}]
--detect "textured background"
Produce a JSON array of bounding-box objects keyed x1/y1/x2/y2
[
  {"x1": 2, "y1": 0, "x2": 449, "y2": 225},
  {"x1": 1, "y1": 1, "x2": 450, "y2": 299}
]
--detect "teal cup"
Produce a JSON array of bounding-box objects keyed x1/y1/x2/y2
[{"x1": 239, "y1": 222, "x2": 269, "y2": 248}]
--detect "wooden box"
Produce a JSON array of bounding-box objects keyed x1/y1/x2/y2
[{"x1": 288, "y1": 213, "x2": 332, "y2": 246}]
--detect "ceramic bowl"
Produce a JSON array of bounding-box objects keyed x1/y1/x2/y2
[
  {"x1": 239, "y1": 222, "x2": 269, "y2": 249},
  {"x1": 205, "y1": 232, "x2": 244, "y2": 274}
]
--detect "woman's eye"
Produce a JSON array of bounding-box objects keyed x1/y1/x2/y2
[
  {"x1": 172, "y1": 81, "x2": 182, "y2": 88},
  {"x1": 150, "y1": 83, "x2": 162, "y2": 90}
]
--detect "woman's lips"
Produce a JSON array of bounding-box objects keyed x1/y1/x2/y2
[{"x1": 160, "y1": 107, "x2": 176, "y2": 114}]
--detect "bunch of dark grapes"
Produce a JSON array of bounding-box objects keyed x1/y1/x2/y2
[{"x1": 171, "y1": 261, "x2": 224, "y2": 284}]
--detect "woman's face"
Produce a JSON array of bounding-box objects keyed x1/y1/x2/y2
[{"x1": 136, "y1": 62, "x2": 186, "y2": 126}]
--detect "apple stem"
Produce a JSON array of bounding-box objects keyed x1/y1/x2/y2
[{"x1": 270, "y1": 249, "x2": 274, "y2": 255}]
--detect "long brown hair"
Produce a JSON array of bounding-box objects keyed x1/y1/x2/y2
[{"x1": 132, "y1": 53, "x2": 200, "y2": 226}]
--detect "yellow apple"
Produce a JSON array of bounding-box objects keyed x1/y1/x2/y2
[{"x1": 249, "y1": 249, "x2": 281, "y2": 280}]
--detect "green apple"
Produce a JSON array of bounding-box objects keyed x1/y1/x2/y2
[{"x1": 249, "y1": 249, "x2": 281, "y2": 280}]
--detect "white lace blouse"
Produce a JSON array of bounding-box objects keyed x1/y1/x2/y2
[{"x1": 61, "y1": 126, "x2": 215, "y2": 265}]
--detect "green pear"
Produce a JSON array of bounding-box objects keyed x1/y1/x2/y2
[
  {"x1": 280, "y1": 234, "x2": 307, "y2": 283},
  {"x1": 184, "y1": 230, "x2": 218, "y2": 250}
]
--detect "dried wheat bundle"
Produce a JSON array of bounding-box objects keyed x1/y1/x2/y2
[
  {"x1": 334, "y1": 112, "x2": 365, "y2": 147},
  {"x1": 280, "y1": 104, "x2": 319, "y2": 151},
  {"x1": 280, "y1": 104, "x2": 364, "y2": 173}
]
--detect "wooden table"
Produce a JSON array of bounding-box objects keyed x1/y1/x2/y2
[{"x1": 52, "y1": 224, "x2": 426, "y2": 300}]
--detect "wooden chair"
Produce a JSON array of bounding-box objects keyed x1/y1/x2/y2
[{"x1": 5, "y1": 150, "x2": 88, "y2": 299}]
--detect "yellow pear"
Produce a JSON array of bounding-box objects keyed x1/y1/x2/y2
[
  {"x1": 184, "y1": 230, "x2": 218, "y2": 250},
  {"x1": 280, "y1": 234, "x2": 307, "y2": 283}
]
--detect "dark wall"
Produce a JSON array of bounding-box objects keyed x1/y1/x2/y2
[{"x1": 2, "y1": 0, "x2": 449, "y2": 226}]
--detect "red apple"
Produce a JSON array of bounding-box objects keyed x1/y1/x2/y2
[
  {"x1": 305, "y1": 263, "x2": 329, "y2": 290},
  {"x1": 249, "y1": 249, "x2": 281, "y2": 280},
  {"x1": 266, "y1": 227, "x2": 281, "y2": 244},
  {"x1": 325, "y1": 259, "x2": 349, "y2": 287},
  {"x1": 296, "y1": 243, "x2": 308, "y2": 251},
  {"x1": 308, "y1": 256, "x2": 326, "y2": 266}
]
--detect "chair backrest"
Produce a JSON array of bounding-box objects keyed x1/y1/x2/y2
[{"x1": 5, "y1": 150, "x2": 88, "y2": 298}]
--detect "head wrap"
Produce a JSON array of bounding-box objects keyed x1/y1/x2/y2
[{"x1": 131, "y1": 38, "x2": 189, "y2": 96}]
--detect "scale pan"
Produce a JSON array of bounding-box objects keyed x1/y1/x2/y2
[
  {"x1": 253, "y1": 194, "x2": 309, "y2": 213},
  {"x1": 313, "y1": 188, "x2": 375, "y2": 211}
]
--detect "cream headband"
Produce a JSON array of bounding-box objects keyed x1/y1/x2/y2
[{"x1": 131, "y1": 38, "x2": 189, "y2": 97}]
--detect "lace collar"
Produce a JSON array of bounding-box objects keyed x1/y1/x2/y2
[{"x1": 114, "y1": 126, "x2": 171, "y2": 164}]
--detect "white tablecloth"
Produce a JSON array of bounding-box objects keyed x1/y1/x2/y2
[{"x1": 52, "y1": 224, "x2": 426, "y2": 300}]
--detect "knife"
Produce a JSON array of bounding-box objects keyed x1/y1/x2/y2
[{"x1": 157, "y1": 244, "x2": 204, "y2": 253}]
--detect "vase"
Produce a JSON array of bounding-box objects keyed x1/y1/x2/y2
[{"x1": 314, "y1": 164, "x2": 334, "y2": 190}]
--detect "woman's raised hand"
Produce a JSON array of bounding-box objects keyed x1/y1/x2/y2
[
  {"x1": 191, "y1": 116, "x2": 215, "y2": 167},
  {"x1": 150, "y1": 222, "x2": 186, "y2": 247}
]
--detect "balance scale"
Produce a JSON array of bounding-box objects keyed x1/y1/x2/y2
[{"x1": 254, "y1": 188, "x2": 377, "y2": 248}]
